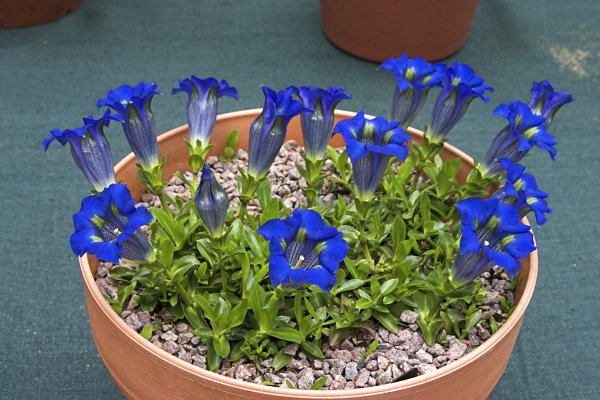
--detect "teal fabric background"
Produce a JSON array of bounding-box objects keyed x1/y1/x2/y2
[{"x1": 1, "y1": 0, "x2": 598, "y2": 398}]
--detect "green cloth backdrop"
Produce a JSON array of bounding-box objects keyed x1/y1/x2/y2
[{"x1": 0, "y1": 0, "x2": 598, "y2": 398}]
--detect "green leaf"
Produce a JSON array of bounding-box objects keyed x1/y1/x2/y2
[
  {"x1": 184, "y1": 306, "x2": 207, "y2": 330},
  {"x1": 228, "y1": 299, "x2": 248, "y2": 329},
  {"x1": 332, "y1": 279, "x2": 365, "y2": 294},
  {"x1": 272, "y1": 349, "x2": 293, "y2": 371},
  {"x1": 171, "y1": 255, "x2": 201, "y2": 279},
  {"x1": 207, "y1": 343, "x2": 222, "y2": 371},
  {"x1": 150, "y1": 207, "x2": 185, "y2": 247},
  {"x1": 158, "y1": 236, "x2": 175, "y2": 267},
  {"x1": 310, "y1": 376, "x2": 328, "y2": 390},
  {"x1": 223, "y1": 130, "x2": 239, "y2": 160},
  {"x1": 243, "y1": 227, "x2": 263, "y2": 258},
  {"x1": 373, "y1": 311, "x2": 399, "y2": 333},
  {"x1": 464, "y1": 310, "x2": 482, "y2": 335},
  {"x1": 490, "y1": 315, "x2": 500, "y2": 334},
  {"x1": 140, "y1": 324, "x2": 154, "y2": 340},
  {"x1": 379, "y1": 278, "x2": 399, "y2": 297},
  {"x1": 301, "y1": 341, "x2": 324, "y2": 359},
  {"x1": 268, "y1": 327, "x2": 304, "y2": 343},
  {"x1": 138, "y1": 288, "x2": 159, "y2": 311},
  {"x1": 213, "y1": 335, "x2": 231, "y2": 358},
  {"x1": 361, "y1": 339, "x2": 379, "y2": 360},
  {"x1": 194, "y1": 294, "x2": 215, "y2": 322},
  {"x1": 108, "y1": 266, "x2": 135, "y2": 282},
  {"x1": 355, "y1": 298, "x2": 373, "y2": 309},
  {"x1": 420, "y1": 193, "x2": 431, "y2": 228},
  {"x1": 391, "y1": 215, "x2": 406, "y2": 258}
]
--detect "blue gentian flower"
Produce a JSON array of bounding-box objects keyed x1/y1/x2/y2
[
  {"x1": 428, "y1": 62, "x2": 493, "y2": 138},
  {"x1": 70, "y1": 183, "x2": 153, "y2": 264},
  {"x1": 247, "y1": 86, "x2": 309, "y2": 178},
  {"x1": 97, "y1": 82, "x2": 162, "y2": 169},
  {"x1": 482, "y1": 101, "x2": 557, "y2": 175},
  {"x1": 379, "y1": 55, "x2": 444, "y2": 128},
  {"x1": 528, "y1": 80, "x2": 574, "y2": 129},
  {"x1": 295, "y1": 86, "x2": 352, "y2": 161},
  {"x1": 333, "y1": 111, "x2": 411, "y2": 201},
  {"x1": 195, "y1": 165, "x2": 229, "y2": 237},
  {"x1": 257, "y1": 209, "x2": 349, "y2": 292},
  {"x1": 172, "y1": 76, "x2": 239, "y2": 147},
  {"x1": 496, "y1": 159, "x2": 552, "y2": 226},
  {"x1": 453, "y1": 198, "x2": 536, "y2": 282},
  {"x1": 43, "y1": 110, "x2": 118, "y2": 191}
]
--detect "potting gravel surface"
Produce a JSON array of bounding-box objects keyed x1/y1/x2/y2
[{"x1": 95, "y1": 142, "x2": 515, "y2": 390}]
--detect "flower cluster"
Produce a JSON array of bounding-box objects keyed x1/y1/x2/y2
[
  {"x1": 258, "y1": 209, "x2": 349, "y2": 292},
  {"x1": 333, "y1": 111, "x2": 410, "y2": 201},
  {"x1": 70, "y1": 184, "x2": 153, "y2": 264},
  {"x1": 47, "y1": 57, "x2": 572, "y2": 371}
]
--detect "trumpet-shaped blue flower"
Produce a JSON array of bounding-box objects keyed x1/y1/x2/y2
[
  {"x1": 333, "y1": 111, "x2": 411, "y2": 201},
  {"x1": 296, "y1": 86, "x2": 352, "y2": 161},
  {"x1": 172, "y1": 76, "x2": 239, "y2": 147},
  {"x1": 428, "y1": 62, "x2": 493, "y2": 138},
  {"x1": 97, "y1": 82, "x2": 162, "y2": 169},
  {"x1": 70, "y1": 184, "x2": 153, "y2": 264},
  {"x1": 482, "y1": 101, "x2": 557, "y2": 175},
  {"x1": 248, "y1": 86, "x2": 308, "y2": 178},
  {"x1": 379, "y1": 55, "x2": 444, "y2": 128},
  {"x1": 43, "y1": 110, "x2": 118, "y2": 191},
  {"x1": 453, "y1": 198, "x2": 535, "y2": 282},
  {"x1": 496, "y1": 159, "x2": 552, "y2": 226},
  {"x1": 528, "y1": 80, "x2": 573, "y2": 129},
  {"x1": 257, "y1": 209, "x2": 349, "y2": 292},
  {"x1": 195, "y1": 165, "x2": 229, "y2": 237}
]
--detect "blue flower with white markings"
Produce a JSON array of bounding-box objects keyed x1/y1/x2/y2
[
  {"x1": 528, "y1": 80, "x2": 573, "y2": 129},
  {"x1": 379, "y1": 55, "x2": 444, "y2": 128},
  {"x1": 43, "y1": 110, "x2": 118, "y2": 191},
  {"x1": 247, "y1": 86, "x2": 308, "y2": 178},
  {"x1": 70, "y1": 184, "x2": 153, "y2": 264},
  {"x1": 258, "y1": 209, "x2": 349, "y2": 292},
  {"x1": 97, "y1": 82, "x2": 162, "y2": 169},
  {"x1": 333, "y1": 111, "x2": 411, "y2": 201},
  {"x1": 428, "y1": 62, "x2": 493, "y2": 138},
  {"x1": 496, "y1": 159, "x2": 552, "y2": 226},
  {"x1": 296, "y1": 86, "x2": 352, "y2": 161},
  {"x1": 172, "y1": 76, "x2": 239, "y2": 147},
  {"x1": 195, "y1": 165, "x2": 229, "y2": 238},
  {"x1": 482, "y1": 101, "x2": 557, "y2": 175},
  {"x1": 453, "y1": 198, "x2": 535, "y2": 282}
]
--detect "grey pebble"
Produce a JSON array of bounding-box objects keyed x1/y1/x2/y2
[
  {"x1": 400, "y1": 310, "x2": 419, "y2": 324},
  {"x1": 344, "y1": 362, "x2": 359, "y2": 380}
]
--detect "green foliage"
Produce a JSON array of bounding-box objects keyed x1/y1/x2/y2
[{"x1": 110, "y1": 133, "x2": 504, "y2": 370}]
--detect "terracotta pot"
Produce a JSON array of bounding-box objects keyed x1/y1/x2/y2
[
  {"x1": 0, "y1": 0, "x2": 82, "y2": 28},
  {"x1": 319, "y1": 0, "x2": 480, "y2": 62},
  {"x1": 80, "y1": 109, "x2": 537, "y2": 399}
]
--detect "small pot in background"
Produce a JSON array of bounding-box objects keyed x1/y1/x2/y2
[
  {"x1": 319, "y1": 0, "x2": 480, "y2": 62},
  {"x1": 0, "y1": 0, "x2": 82, "y2": 28}
]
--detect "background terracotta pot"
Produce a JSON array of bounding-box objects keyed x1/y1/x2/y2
[
  {"x1": 80, "y1": 109, "x2": 537, "y2": 400},
  {"x1": 0, "y1": 0, "x2": 82, "y2": 28},
  {"x1": 319, "y1": 0, "x2": 480, "y2": 62}
]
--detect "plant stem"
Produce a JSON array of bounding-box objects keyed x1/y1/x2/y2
[
  {"x1": 159, "y1": 192, "x2": 173, "y2": 215},
  {"x1": 216, "y1": 235, "x2": 228, "y2": 292},
  {"x1": 355, "y1": 199, "x2": 373, "y2": 262}
]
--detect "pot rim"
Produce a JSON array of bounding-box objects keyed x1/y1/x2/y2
[{"x1": 80, "y1": 108, "x2": 538, "y2": 398}]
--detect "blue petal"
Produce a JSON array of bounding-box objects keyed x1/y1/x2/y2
[
  {"x1": 319, "y1": 233, "x2": 349, "y2": 273},
  {"x1": 268, "y1": 254, "x2": 292, "y2": 287},
  {"x1": 289, "y1": 267, "x2": 338, "y2": 292},
  {"x1": 484, "y1": 247, "x2": 522, "y2": 277}
]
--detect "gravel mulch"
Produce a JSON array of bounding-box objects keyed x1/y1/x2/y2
[{"x1": 96, "y1": 142, "x2": 515, "y2": 389}]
